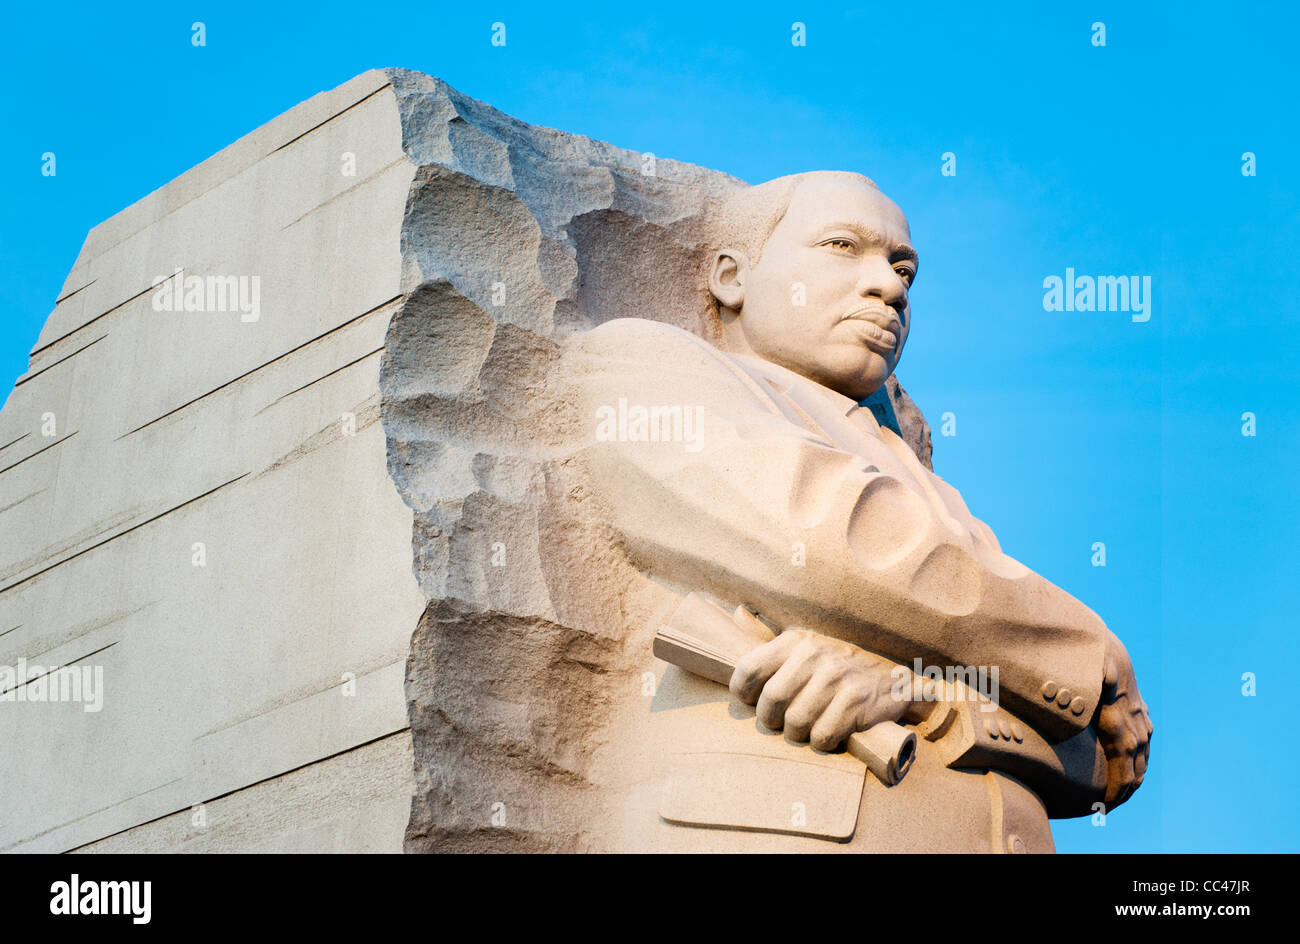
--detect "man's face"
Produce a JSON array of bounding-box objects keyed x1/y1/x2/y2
[{"x1": 728, "y1": 176, "x2": 916, "y2": 401}]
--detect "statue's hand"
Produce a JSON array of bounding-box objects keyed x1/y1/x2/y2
[
  {"x1": 1095, "y1": 631, "x2": 1153, "y2": 810},
  {"x1": 730, "y1": 628, "x2": 907, "y2": 751}
]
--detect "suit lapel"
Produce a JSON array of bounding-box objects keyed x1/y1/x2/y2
[{"x1": 734, "y1": 355, "x2": 969, "y2": 540}]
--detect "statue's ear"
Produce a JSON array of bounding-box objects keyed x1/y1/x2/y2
[{"x1": 708, "y1": 248, "x2": 748, "y2": 312}]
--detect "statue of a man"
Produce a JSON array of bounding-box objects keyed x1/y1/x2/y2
[{"x1": 562, "y1": 170, "x2": 1152, "y2": 852}]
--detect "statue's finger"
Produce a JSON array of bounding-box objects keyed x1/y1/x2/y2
[
  {"x1": 781, "y1": 669, "x2": 838, "y2": 742},
  {"x1": 754, "y1": 657, "x2": 816, "y2": 730},
  {"x1": 809, "y1": 695, "x2": 858, "y2": 752},
  {"x1": 730, "y1": 636, "x2": 795, "y2": 703}
]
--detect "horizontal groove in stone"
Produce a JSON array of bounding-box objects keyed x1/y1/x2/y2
[
  {"x1": 30, "y1": 279, "x2": 163, "y2": 359},
  {"x1": 271, "y1": 83, "x2": 393, "y2": 154},
  {"x1": 118, "y1": 295, "x2": 402, "y2": 439},
  {"x1": 54, "y1": 730, "x2": 410, "y2": 853},
  {"x1": 279, "y1": 155, "x2": 410, "y2": 231},
  {"x1": 0, "y1": 640, "x2": 118, "y2": 698},
  {"x1": 15, "y1": 335, "x2": 107, "y2": 387},
  {"x1": 0, "y1": 432, "x2": 77, "y2": 477},
  {"x1": 266, "y1": 346, "x2": 385, "y2": 407},
  {"x1": 55, "y1": 279, "x2": 96, "y2": 305},
  {"x1": 0, "y1": 472, "x2": 248, "y2": 596},
  {"x1": 0, "y1": 433, "x2": 30, "y2": 454},
  {"x1": 70, "y1": 73, "x2": 394, "y2": 275},
  {"x1": 0, "y1": 775, "x2": 186, "y2": 852}
]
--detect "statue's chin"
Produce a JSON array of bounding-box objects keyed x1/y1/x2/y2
[
  {"x1": 822, "y1": 359, "x2": 892, "y2": 402},
  {"x1": 805, "y1": 370, "x2": 886, "y2": 403},
  {"x1": 750, "y1": 344, "x2": 892, "y2": 401},
  {"x1": 846, "y1": 380, "x2": 887, "y2": 402}
]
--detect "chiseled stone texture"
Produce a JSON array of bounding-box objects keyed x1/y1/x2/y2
[{"x1": 379, "y1": 70, "x2": 933, "y2": 851}]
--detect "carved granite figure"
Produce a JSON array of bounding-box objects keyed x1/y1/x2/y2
[
  {"x1": 557, "y1": 170, "x2": 1152, "y2": 851},
  {"x1": 363, "y1": 72, "x2": 1150, "y2": 853}
]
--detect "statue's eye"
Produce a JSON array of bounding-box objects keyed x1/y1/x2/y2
[
  {"x1": 894, "y1": 265, "x2": 915, "y2": 285},
  {"x1": 825, "y1": 238, "x2": 855, "y2": 252}
]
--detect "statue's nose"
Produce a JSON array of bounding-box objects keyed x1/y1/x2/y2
[{"x1": 856, "y1": 257, "x2": 907, "y2": 307}]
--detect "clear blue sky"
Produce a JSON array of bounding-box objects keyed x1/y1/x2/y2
[{"x1": 3, "y1": 1, "x2": 1297, "y2": 852}]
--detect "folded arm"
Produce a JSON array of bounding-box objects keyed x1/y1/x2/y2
[{"x1": 566, "y1": 319, "x2": 1142, "y2": 765}]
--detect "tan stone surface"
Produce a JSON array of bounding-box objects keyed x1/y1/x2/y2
[
  {"x1": 0, "y1": 71, "x2": 421, "y2": 853},
  {"x1": 72, "y1": 732, "x2": 413, "y2": 854}
]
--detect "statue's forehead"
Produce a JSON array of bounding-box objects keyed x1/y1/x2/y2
[{"x1": 781, "y1": 178, "x2": 910, "y2": 237}]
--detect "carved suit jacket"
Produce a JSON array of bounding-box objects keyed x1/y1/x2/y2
[{"x1": 565, "y1": 317, "x2": 1110, "y2": 817}]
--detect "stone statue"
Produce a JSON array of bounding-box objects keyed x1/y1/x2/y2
[
  {"x1": 0, "y1": 69, "x2": 1150, "y2": 854},
  {"x1": 553, "y1": 170, "x2": 1152, "y2": 852},
  {"x1": 365, "y1": 73, "x2": 1150, "y2": 853}
]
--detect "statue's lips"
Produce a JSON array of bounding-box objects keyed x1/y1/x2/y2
[{"x1": 841, "y1": 308, "x2": 900, "y2": 354}]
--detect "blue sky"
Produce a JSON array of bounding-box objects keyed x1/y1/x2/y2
[{"x1": 3, "y1": 1, "x2": 1297, "y2": 851}]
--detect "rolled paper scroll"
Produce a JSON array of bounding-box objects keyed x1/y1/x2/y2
[{"x1": 653, "y1": 592, "x2": 917, "y2": 786}]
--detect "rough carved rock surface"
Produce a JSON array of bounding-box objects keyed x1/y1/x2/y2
[{"x1": 379, "y1": 69, "x2": 933, "y2": 851}]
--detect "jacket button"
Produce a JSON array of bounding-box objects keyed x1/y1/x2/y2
[
  {"x1": 1011, "y1": 723, "x2": 1024, "y2": 742},
  {"x1": 1041, "y1": 681, "x2": 1058, "y2": 700},
  {"x1": 1070, "y1": 696, "x2": 1086, "y2": 716},
  {"x1": 1056, "y1": 688, "x2": 1073, "y2": 708},
  {"x1": 998, "y1": 720, "x2": 1012, "y2": 739},
  {"x1": 985, "y1": 719, "x2": 999, "y2": 740},
  {"x1": 1006, "y1": 834, "x2": 1027, "y2": 854}
]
